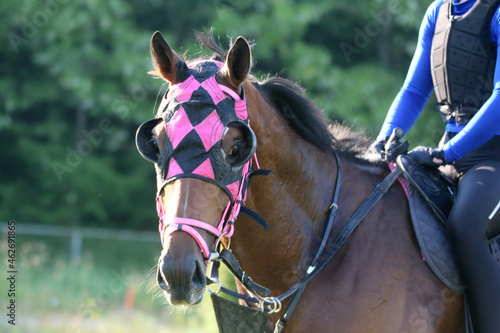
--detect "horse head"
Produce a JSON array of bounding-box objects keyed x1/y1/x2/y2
[{"x1": 136, "y1": 31, "x2": 256, "y2": 305}]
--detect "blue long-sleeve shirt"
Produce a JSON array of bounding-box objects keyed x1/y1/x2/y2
[{"x1": 378, "y1": 0, "x2": 500, "y2": 162}]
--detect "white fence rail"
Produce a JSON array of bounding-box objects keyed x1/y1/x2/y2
[{"x1": 0, "y1": 222, "x2": 158, "y2": 265}]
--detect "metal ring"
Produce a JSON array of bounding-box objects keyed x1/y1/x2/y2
[
  {"x1": 264, "y1": 297, "x2": 282, "y2": 314},
  {"x1": 214, "y1": 231, "x2": 228, "y2": 253},
  {"x1": 207, "y1": 278, "x2": 222, "y2": 295}
]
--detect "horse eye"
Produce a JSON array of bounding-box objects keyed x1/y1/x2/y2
[
  {"x1": 226, "y1": 140, "x2": 246, "y2": 165},
  {"x1": 221, "y1": 122, "x2": 256, "y2": 169},
  {"x1": 149, "y1": 137, "x2": 160, "y2": 156}
]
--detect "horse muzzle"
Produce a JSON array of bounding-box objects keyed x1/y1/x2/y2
[{"x1": 156, "y1": 235, "x2": 207, "y2": 305}]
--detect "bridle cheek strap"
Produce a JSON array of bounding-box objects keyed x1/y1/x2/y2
[{"x1": 157, "y1": 161, "x2": 253, "y2": 264}]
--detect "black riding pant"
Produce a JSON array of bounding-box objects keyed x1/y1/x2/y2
[{"x1": 443, "y1": 134, "x2": 500, "y2": 333}]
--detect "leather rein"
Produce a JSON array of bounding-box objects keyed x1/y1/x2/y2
[{"x1": 207, "y1": 149, "x2": 403, "y2": 333}]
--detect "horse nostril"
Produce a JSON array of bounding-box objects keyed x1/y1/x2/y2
[
  {"x1": 157, "y1": 262, "x2": 171, "y2": 292},
  {"x1": 191, "y1": 259, "x2": 205, "y2": 289}
]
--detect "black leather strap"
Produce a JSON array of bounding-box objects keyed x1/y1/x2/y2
[
  {"x1": 308, "y1": 151, "x2": 342, "y2": 270},
  {"x1": 208, "y1": 260, "x2": 262, "y2": 304},
  {"x1": 240, "y1": 206, "x2": 269, "y2": 230},
  {"x1": 248, "y1": 168, "x2": 272, "y2": 179},
  {"x1": 238, "y1": 169, "x2": 273, "y2": 231},
  {"x1": 209, "y1": 155, "x2": 403, "y2": 332},
  {"x1": 219, "y1": 249, "x2": 271, "y2": 296},
  {"x1": 276, "y1": 165, "x2": 403, "y2": 331}
]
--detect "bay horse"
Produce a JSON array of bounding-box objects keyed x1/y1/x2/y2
[{"x1": 136, "y1": 31, "x2": 465, "y2": 332}]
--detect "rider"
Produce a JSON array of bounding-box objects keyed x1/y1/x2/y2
[{"x1": 371, "y1": 0, "x2": 500, "y2": 331}]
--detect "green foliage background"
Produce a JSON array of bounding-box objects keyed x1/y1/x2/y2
[
  {"x1": 0, "y1": 0, "x2": 444, "y2": 229},
  {"x1": 1, "y1": 0, "x2": 449, "y2": 331}
]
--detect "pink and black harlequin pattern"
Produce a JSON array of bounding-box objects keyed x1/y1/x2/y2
[
  {"x1": 136, "y1": 59, "x2": 259, "y2": 260},
  {"x1": 154, "y1": 60, "x2": 252, "y2": 202}
]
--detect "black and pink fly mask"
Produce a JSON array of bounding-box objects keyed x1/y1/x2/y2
[{"x1": 136, "y1": 60, "x2": 261, "y2": 263}]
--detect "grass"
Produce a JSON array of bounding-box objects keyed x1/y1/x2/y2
[{"x1": 0, "y1": 234, "x2": 231, "y2": 333}]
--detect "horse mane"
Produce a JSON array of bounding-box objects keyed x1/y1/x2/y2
[
  {"x1": 194, "y1": 32, "x2": 374, "y2": 162},
  {"x1": 194, "y1": 31, "x2": 228, "y2": 63},
  {"x1": 257, "y1": 77, "x2": 335, "y2": 153}
]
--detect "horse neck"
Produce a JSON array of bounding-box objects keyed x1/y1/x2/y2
[{"x1": 231, "y1": 82, "x2": 340, "y2": 293}]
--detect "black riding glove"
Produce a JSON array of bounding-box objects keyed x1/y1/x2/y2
[
  {"x1": 407, "y1": 146, "x2": 447, "y2": 167},
  {"x1": 368, "y1": 136, "x2": 389, "y2": 155}
]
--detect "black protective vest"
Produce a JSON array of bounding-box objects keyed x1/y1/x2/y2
[{"x1": 431, "y1": 0, "x2": 499, "y2": 125}]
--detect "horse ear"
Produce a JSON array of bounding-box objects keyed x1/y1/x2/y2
[
  {"x1": 150, "y1": 31, "x2": 184, "y2": 84},
  {"x1": 223, "y1": 36, "x2": 251, "y2": 88}
]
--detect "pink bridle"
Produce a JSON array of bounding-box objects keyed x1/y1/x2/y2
[
  {"x1": 154, "y1": 62, "x2": 260, "y2": 264},
  {"x1": 157, "y1": 157, "x2": 260, "y2": 264}
]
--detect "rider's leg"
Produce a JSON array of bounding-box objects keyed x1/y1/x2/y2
[{"x1": 446, "y1": 160, "x2": 500, "y2": 333}]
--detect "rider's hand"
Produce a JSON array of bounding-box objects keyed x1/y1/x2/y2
[
  {"x1": 407, "y1": 146, "x2": 447, "y2": 167},
  {"x1": 367, "y1": 136, "x2": 389, "y2": 156}
]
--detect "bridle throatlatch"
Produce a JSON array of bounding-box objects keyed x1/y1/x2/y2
[{"x1": 136, "y1": 60, "x2": 267, "y2": 264}]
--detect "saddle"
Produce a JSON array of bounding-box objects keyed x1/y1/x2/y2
[{"x1": 396, "y1": 155, "x2": 500, "y2": 294}]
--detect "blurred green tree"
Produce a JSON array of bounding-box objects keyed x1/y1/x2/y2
[
  {"x1": 211, "y1": 0, "x2": 442, "y2": 142},
  {"x1": 0, "y1": 0, "x2": 157, "y2": 228},
  {"x1": 0, "y1": 0, "x2": 443, "y2": 229}
]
